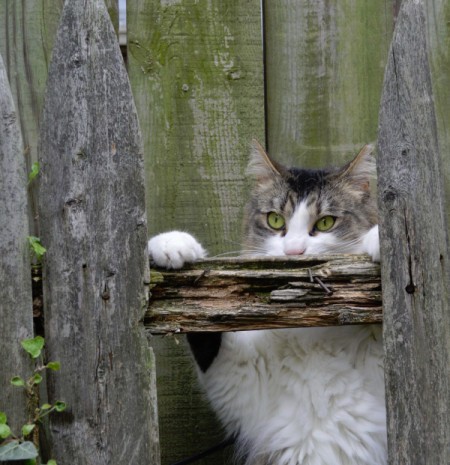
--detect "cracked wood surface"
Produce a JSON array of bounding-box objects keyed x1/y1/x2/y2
[{"x1": 145, "y1": 255, "x2": 382, "y2": 334}]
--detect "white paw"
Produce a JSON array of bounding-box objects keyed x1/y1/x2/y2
[
  {"x1": 362, "y1": 225, "x2": 380, "y2": 262},
  {"x1": 148, "y1": 231, "x2": 206, "y2": 269}
]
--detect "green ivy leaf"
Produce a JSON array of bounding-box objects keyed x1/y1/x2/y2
[
  {"x1": 40, "y1": 404, "x2": 52, "y2": 411},
  {"x1": 31, "y1": 373, "x2": 43, "y2": 385},
  {"x1": 28, "y1": 161, "x2": 40, "y2": 183},
  {"x1": 21, "y1": 336, "x2": 45, "y2": 359},
  {"x1": 11, "y1": 376, "x2": 26, "y2": 387},
  {"x1": 46, "y1": 361, "x2": 61, "y2": 371},
  {"x1": 0, "y1": 412, "x2": 7, "y2": 424},
  {"x1": 22, "y1": 424, "x2": 35, "y2": 437},
  {"x1": 46, "y1": 460, "x2": 57, "y2": 465},
  {"x1": 0, "y1": 441, "x2": 38, "y2": 460},
  {"x1": 0, "y1": 424, "x2": 11, "y2": 439},
  {"x1": 27, "y1": 236, "x2": 47, "y2": 262},
  {"x1": 54, "y1": 401, "x2": 66, "y2": 413}
]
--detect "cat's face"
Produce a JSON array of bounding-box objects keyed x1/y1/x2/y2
[{"x1": 243, "y1": 143, "x2": 378, "y2": 256}]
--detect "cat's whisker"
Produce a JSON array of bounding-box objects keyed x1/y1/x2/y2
[{"x1": 210, "y1": 250, "x2": 244, "y2": 258}]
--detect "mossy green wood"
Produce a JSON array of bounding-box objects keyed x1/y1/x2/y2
[
  {"x1": 127, "y1": 1, "x2": 265, "y2": 464},
  {"x1": 264, "y1": 0, "x2": 395, "y2": 168},
  {"x1": 0, "y1": 0, "x2": 63, "y2": 235},
  {"x1": 105, "y1": 0, "x2": 119, "y2": 34},
  {"x1": 127, "y1": 0, "x2": 265, "y2": 256},
  {"x1": 426, "y1": 0, "x2": 450, "y2": 224}
]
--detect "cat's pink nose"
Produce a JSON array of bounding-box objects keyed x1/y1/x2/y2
[{"x1": 284, "y1": 247, "x2": 306, "y2": 255}]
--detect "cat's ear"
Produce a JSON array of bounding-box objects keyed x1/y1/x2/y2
[
  {"x1": 247, "y1": 139, "x2": 287, "y2": 180},
  {"x1": 338, "y1": 144, "x2": 376, "y2": 191}
]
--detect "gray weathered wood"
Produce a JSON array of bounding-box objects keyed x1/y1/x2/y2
[
  {"x1": 377, "y1": 0, "x2": 450, "y2": 463},
  {"x1": 38, "y1": 1, "x2": 159, "y2": 463},
  {"x1": 0, "y1": 54, "x2": 34, "y2": 434},
  {"x1": 146, "y1": 255, "x2": 382, "y2": 333},
  {"x1": 0, "y1": 1, "x2": 63, "y2": 236}
]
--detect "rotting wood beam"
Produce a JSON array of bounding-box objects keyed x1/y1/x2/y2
[{"x1": 145, "y1": 254, "x2": 382, "y2": 334}]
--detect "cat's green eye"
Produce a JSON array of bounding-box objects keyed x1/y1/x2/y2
[
  {"x1": 267, "y1": 212, "x2": 285, "y2": 230},
  {"x1": 314, "y1": 216, "x2": 336, "y2": 232}
]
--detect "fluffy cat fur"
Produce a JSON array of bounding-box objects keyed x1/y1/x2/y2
[{"x1": 148, "y1": 143, "x2": 386, "y2": 465}]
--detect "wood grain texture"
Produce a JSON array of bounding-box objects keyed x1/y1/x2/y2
[
  {"x1": 146, "y1": 255, "x2": 382, "y2": 333},
  {"x1": 0, "y1": 54, "x2": 34, "y2": 435},
  {"x1": 0, "y1": 0, "x2": 63, "y2": 236},
  {"x1": 127, "y1": 2, "x2": 265, "y2": 463},
  {"x1": 264, "y1": 0, "x2": 395, "y2": 167},
  {"x1": 377, "y1": 0, "x2": 450, "y2": 463},
  {"x1": 38, "y1": 1, "x2": 159, "y2": 463},
  {"x1": 127, "y1": 0, "x2": 265, "y2": 255}
]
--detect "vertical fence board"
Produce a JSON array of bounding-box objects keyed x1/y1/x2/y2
[
  {"x1": 377, "y1": 0, "x2": 450, "y2": 463},
  {"x1": 264, "y1": 0, "x2": 395, "y2": 167},
  {"x1": 127, "y1": 0, "x2": 265, "y2": 254},
  {"x1": 38, "y1": 1, "x2": 159, "y2": 463},
  {"x1": 127, "y1": 1, "x2": 265, "y2": 463},
  {"x1": 0, "y1": 55, "x2": 34, "y2": 434},
  {"x1": 0, "y1": 0, "x2": 63, "y2": 236}
]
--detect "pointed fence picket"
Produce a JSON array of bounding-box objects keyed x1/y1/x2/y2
[{"x1": 37, "y1": 0, "x2": 159, "y2": 463}]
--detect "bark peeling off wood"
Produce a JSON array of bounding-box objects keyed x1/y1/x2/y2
[{"x1": 145, "y1": 255, "x2": 382, "y2": 333}]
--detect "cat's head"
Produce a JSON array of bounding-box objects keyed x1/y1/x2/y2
[{"x1": 243, "y1": 141, "x2": 378, "y2": 256}]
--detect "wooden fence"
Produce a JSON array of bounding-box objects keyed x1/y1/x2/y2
[{"x1": 0, "y1": 1, "x2": 449, "y2": 464}]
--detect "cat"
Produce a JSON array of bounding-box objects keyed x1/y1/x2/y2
[{"x1": 148, "y1": 142, "x2": 386, "y2": 465}]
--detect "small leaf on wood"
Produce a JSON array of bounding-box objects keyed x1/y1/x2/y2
[
  {"x1": 0, "y1": 412, "x2": 7, "y2": 424},
  {"x1": 54, "y1": 402, "x2": 66, "y2": 413},
  {"x1": 21, "y1": 336, "x2": 45, "y2": 359},
  {"x1": 0, "y1": 424, "x2": 11, "y2": 439},
  {"x1": 0, "y1": 441, "x2": 38, "y2": 460},
  {"x1": 11, "y1": 376, "x2": 26, "y2": 387},
  {"x1": 28, "y1": 161, "x2": 40, "y2": 183},
  {"x1": 46, "y1": 361, "x2": 61, "y2": 371},
  {"x1": 21, "y1": 424, "x2": 36, "y2": 437},
  {"x1": 31, "y1": 373, "x2": 43, "y2": 385},
  {"x1": 27, "y1": 237, "x2": 47, "y2": 262}
]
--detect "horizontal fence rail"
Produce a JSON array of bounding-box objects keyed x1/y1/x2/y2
[{"x1": 145, "y1": 255, "x2": 382, "y2": 333}]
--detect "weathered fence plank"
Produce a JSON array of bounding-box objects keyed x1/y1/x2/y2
[
  {"x1": 38, "y1": 1, "x2": 159, "y2": 463},
  {"x1": 264, "y1": 0, "x2": 395, "y2": 167},
  {"x1": 127, "y1": 2, "x2": 265, "y2": 463},
  {"x1": 0, "y1": 54, "x2": 34, "y2": 435},
  {"x1": 127, "y1": 0, "x2": 265, "y2": 255},
  {"x1": 0, "y1": 0, "x2": 63, "y2": 236},
  {"x1": 146, "y1": 255, "x2": 382, "y2": 333},
  {"x1": 377, "y1": 0, "x2": 450, "y2": 463}
]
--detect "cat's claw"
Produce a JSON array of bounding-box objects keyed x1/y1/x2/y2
[
  {"x1": 148, "y1": 231, "x2": 206, "y2": 269},
  {"x1": 362, "y1": 225, "x2": 380, "y2": 262}
]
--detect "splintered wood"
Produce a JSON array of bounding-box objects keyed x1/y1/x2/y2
[{"x1": 145, "y1": 255, "x2": 382, "y2": 333}]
